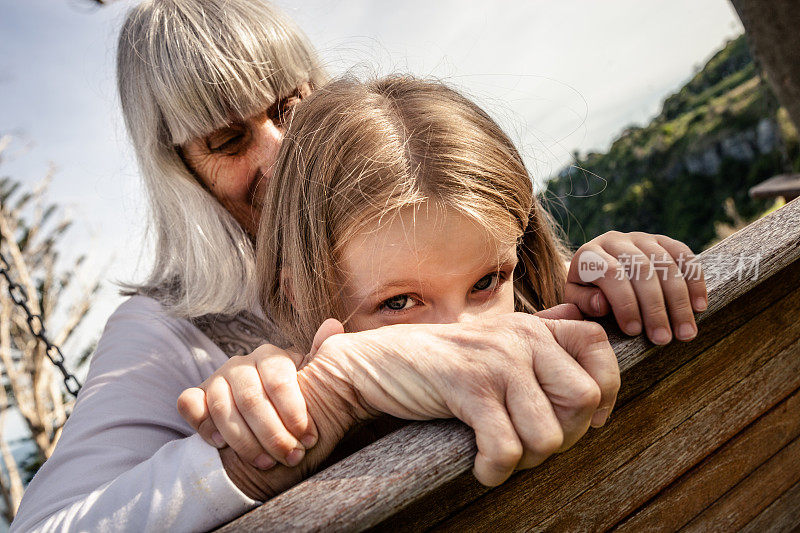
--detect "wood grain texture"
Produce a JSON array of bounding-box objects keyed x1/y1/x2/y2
[
  {"x1": 612, "y1": 196, "x2": 799, "y2": 377},
  {"x1": 221, "y1": 198, "x2": 800, "y2": 532},
  {"x1": 614, "y1": 387, "x2": 800, "y2": 532},
  {"x1": 682, "y1": 436, "x2": 800, "y2": 532},
  {"x1": 436, "y1": 298, "x2": 800, "y2": 531},
  {"x1": 612, "y1": 257, "x2": 800, "y2": 408},
  {"x1": 740, "y1": 480, "x2": 800, "y2": 533},
  {"x1": 378, "y1": 259, "x2": 800, "y2": 532},
  {"x1": 217, "y1": 420, "x2": 476, "y2": 532}
]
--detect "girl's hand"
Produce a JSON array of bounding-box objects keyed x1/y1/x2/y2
[
  {"x1": 177, "y1": 344, "x2": 319, "y2": 471},
  {"x1": 564, "y1": 231, "x2": 708, "y2": 345}
]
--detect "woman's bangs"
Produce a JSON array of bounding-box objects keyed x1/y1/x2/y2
[{"x1": 149, "y1": 5, "x2": 315, "y2": 145}]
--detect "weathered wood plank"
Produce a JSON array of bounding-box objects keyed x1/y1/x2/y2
[
  {"x1": 614, "y1": 387, "x2": 800, "y2": 532},
  {"x1": 613, "y1": 256, "x2": 800, "y2": 408},
  {"x1": 433, "y1": 276, "x2": 800, "y2": 530},
  {"x1": 218, "y1": 420, "x2": 476, "y2": 533},
  {"x1": 377, "y1": 259, "x2": 800, "y2": 532},
  {"x1": 682, "y1": 436, "x2": 800, "y2": 532},
  {"x1": 223, "y1": 198, "x2": 800, "y2": 532},
  {"x1": 740, "y1": 480, "x2": 800, "y2": 533},
  {"x1": 437, "y1": 313, "x2": 800, "y2": 531},
  {"x1": 225, "y1": 274, "x2": 800, "y2": 532}
]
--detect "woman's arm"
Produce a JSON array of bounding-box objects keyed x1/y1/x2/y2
[
  {"x1": 209, "y1": 305, "x2": 619, "y2": 495},
  {"x1": 10, "y1": 297, "x2": 262, "y2": 532}
]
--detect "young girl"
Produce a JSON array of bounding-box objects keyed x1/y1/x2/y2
[{"x1": 179, "y1": 75, "x2": 706, "y2": 479}]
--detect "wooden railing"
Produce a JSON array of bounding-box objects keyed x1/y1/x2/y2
[{"x1": 221, "y1": 197, "x2": 800, "y2": 532}]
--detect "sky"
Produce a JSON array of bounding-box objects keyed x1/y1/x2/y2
[{"x1": 0, "y1": 0, "x2": 744, "y2": 366}]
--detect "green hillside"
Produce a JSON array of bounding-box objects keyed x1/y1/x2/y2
[{"x1": 545, "y1": 35, "x2": 799, "y2": 251}]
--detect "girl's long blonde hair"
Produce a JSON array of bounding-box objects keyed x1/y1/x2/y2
[{"x1": 257, "y1": 75, "x2": 570, "y2": 351}]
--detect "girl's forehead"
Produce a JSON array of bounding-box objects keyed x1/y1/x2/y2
[{"x1": 339, "y1": 206, "x2": 518, "y2": 298}]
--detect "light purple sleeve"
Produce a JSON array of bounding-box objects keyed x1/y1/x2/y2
[{"x1": 10, "y1": 297, "x2": 260, "y2": 532}]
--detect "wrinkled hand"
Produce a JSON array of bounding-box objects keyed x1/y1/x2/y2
[
  {"x1": 565, "y1": 231, "x2": 708, "y2": 345},
  {"x1": 181, "y1": 304, "x2": 618, "y2": 500},
  {"x1": 307, "y1": 303, "x2": 620, "y2": 487}
]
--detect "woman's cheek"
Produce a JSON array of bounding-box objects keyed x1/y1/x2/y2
[{"x1": 217, "y1": 161, "x2": 256, "y2": 202}]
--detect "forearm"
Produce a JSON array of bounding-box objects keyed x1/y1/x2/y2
[
  {"x1": 220, "y1": 354, "x2": 373, "y2": 501},
  {"x1": 13, "y1": 434, "x2": 255, "y2": 533},
  {"x1": 13, "y1": 297, "x2": 268, "y2": 532}
]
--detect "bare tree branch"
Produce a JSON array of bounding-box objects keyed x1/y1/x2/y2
[
  {"x1": 0, "y1": 369, "x2": 24, "y2": 521},
  {"x1": 0, "y1": 139, "x2": 100, "y2": 523}
]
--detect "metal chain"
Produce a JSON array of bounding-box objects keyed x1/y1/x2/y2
[{"x1": 0, "y1": 247, "x2": 82, "y2": 397}]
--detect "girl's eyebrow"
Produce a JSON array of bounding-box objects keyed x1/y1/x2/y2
[
  {"x1": 356, "y1": 279, "x2": 423, "y2": 302},
  {"x1": 355, "y1": 249, "x2": 519, "y2": 300}
]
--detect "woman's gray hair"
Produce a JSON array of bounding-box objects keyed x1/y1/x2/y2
[{"x1": 116, "y1": 0, "x2": 326, "y2": 318}]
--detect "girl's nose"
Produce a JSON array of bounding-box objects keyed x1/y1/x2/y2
[{"x1": 431, "y1": 305, "x2": 476, "y2": 325}]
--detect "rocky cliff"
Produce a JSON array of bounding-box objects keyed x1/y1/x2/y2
[{"x1": 545, "y1": 35, "x2": 799, "y2": 251}]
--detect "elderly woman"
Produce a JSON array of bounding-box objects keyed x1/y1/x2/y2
[{"x1": 11, "y1": 1, "x2": 619, "y2": 531}]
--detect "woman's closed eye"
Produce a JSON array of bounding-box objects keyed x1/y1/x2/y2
[
  {"x1": 206, "y1": 127, "x2": 246, "y2": 154},
  {"x1": 269, "y1": 82, "x2": 313, "y2": 125}
]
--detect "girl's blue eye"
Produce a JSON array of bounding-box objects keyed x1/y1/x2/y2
[
  {"x1": 383, "y1": 295, "x2": 412, "y2": 311},
  {"x1": 474, "y1": 273, "x2": 498, "y2": 292}
]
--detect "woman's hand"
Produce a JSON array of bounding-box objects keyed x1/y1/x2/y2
[
  {"x1": 564, "y1": 231, "x2": 708, "y2": 345},
  {"x1": 306, "y1": 305, "x2": 619, "y2": 487},
  {"x1": 177, "y1": 345, "x2": 318, "y2": 471},
  {"x1": 190, "y1": 305, "x2": 618, "y2": 499}
]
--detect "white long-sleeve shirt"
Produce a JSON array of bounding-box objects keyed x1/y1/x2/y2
[{"x1": 11, "y1": 296, "x2": 261, "y2": 532}]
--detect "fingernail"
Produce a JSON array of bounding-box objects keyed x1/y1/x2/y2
[
  {"x1": 625, "y1": 320, "x2": 642, "y2": 336},
  {"x1": 301, "y1": 433, "x2": 317, "y2": 449},
  {"x1": 677, "y1": 323, "x2": 696, "y2": 340},
  {"x1": 253, "y1": 454, "x2": 276, "y2": 470},
  {"x1": 694, "y1": 297, "x2": 707, "y2": 311},
  {"x1": 211, "y1": 431, "x2": 226, "y2": 448},
  {"x1": 286, "y1": 447, "x2": 305, "y2": 467},
  {"x1": 590, "y1": 407, "x2": 611, "y2": 428},
  {"x1": 591, "y1": 293, "x2": 601, "y2": 313},
  {"x1": 651, "y1": 327, "x2": 671, "y2": 345}
]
